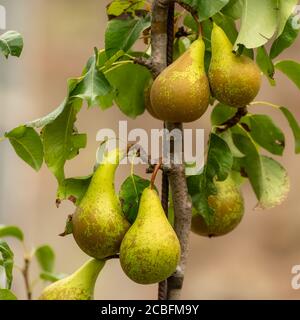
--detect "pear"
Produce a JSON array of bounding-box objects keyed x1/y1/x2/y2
[
  {"x1": 192, "y1": 176, "x2": 244, "y2": 237},
  {"x1": 144, "y1": 80, "x2": 160, "y2": 119},
  {"x1": 208, "y1": 23, "x2": 261, "y2": 107},
  {"x1": 150, "y1": 38, "x2": 210, "y2": 123},
  {"x1": 120, "y1": 187, "x2": 180, "y2": 284},
  {"x1": 39, "y1": 259, "x2": 105, "y2": 300},
  {"x1": 72, "y1": 148, "x2": 130, "y2": 259}
]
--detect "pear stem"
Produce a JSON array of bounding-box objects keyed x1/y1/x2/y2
[{"x1": 150, "y1": 160, "x2": 162, "y2": 189}]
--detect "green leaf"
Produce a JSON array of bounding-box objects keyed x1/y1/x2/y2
[
  {"x1": 277, "y1": 0, "x2": 299, "y2": 36},
  {"x1": 247, "y1": 114, "x2": 285, "y2": 155},
  {"x1": 107, "y1": 0, "x2": 146, "y2": 16},
  {"x1": 219, "y1": 130, "x2": 244, "y2": 158},
  {"x1": 213, "y1": 13, "x2": 238, "y2": 44},
  {"x1": 0, "y1": 289, "x2": 17, "y2": 300},
  {"x1": 40, "y1": 271, "x2": 67, "y2": 283},
  {"x1": 182, "y1": 0, "x2": 230, "y2": 22},
  {"x1": 0, "y1": 241, "x2": 14, "y2": 289},
  {"x1": 221, "y1": 0, "x2": 243, "y2": 19},
  {"x1": 27, "y1": 99, "x2": 68, "y2": 128},
  {"x1": 189, "y1": 133, "x2": 233, "y2": 223},
  {"x1": 0, "y1": 31, "x2": 23, "y2": 58},
  {"x1": 69, "y1": 50, "x2": 112, "y2": 107},
  {"x1": 106, "y1": 63, "x2": 152, "y2": 118},
  {"x1": 183, "y1": 13, "x2": 199, "y2": 33},
  {"x1": 232, "y1": 134, "x2": 290, "y2": 208},
  {"x1": 119, "y1": 175, "x2": 151, "y2": 223},
  {"x1": 57, "y1": 175, "x2": 92, "y2": 206},
  {"x1": 211, "y1": 103, "x2": 237, "y2": 126},
  {"x1": 34, "y1": 245, "x2": 55, "y2": 273},
  {"x1": 275, "y1": 60, "x2": 300, "y2": 90},
  {"x1": 105, "y1": 14, "x2": 151, "y2": 58},
  {"x1": 234, "y1": 0, "x2": 277, "y2": 50},
  {"x1": 0, "y1": 226, "x2": 24, "y2": 241},
  {"x1": 280, "y1": 107, "x2": 300, "y2": 154},
  {"x1": 270, "y1": 15, "x2": 300, "y2": 59},
  {"x1": 5, "y1": 126, "x2": 43, "y2": 171},
  {"x1": 256, "y1": 46, "x2": 275, "y2": 85},
  {"x1": 42, "y1": 99, "x2": 85, "y2": 182}
]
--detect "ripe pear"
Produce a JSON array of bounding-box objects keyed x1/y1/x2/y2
[
  {"x1": 120, "y1": 187, "x2": 180, "y2": 284},
  {"x1": 39, "y1": 259, "x2": 105, "y2": 300},
  {"x1": 192, "y1": 176, "x2": 244, "y2": 237},
  {"x1": 208, "y1": 23, "x2": 261, "y2": 107},
  {"x1": 72, "y1": 148, "x2": 130, "y2": 259},
  {"x1": 150, "y1": 37, "x2": 210, "y2": 123},
  {"x1": 144, "y1": 80, "x2": 160, "y2": 119}
]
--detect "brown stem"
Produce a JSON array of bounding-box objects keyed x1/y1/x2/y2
[
  {"x1": 133, "y1": 57, "x2": 158, "y2": 75},
  {"x1": 150, "y1": 160, "x2": 162, "y2": 189},
  {"x1": 22, "y1": 254, "x2": 32, "y2": 300},
  {"x1": 216, "y1": 106, "x2": 248, "y2": 133},
  {"x1": 151, "y1": 0, "x2": 193, "y2": 300},
  {"x1": 158, "y1": 2, "x2": 174, "y2": 300}
]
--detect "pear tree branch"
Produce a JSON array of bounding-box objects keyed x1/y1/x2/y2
[
  {"x1": 216, "y1": 106, "x2": 248, "y2": 133},
  {"x1": 151, "y1": 0, "x2": 193, "y2": 300}
]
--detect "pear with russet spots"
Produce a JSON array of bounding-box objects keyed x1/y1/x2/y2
[
  {"x1": 150, "y1": 37, "x2": 210, "y2": 122},
  {"x1": 208, "y1": 23, "x2": 261, "y2": 107}
]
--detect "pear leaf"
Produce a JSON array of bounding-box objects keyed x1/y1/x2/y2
[
  {"x1": 0, "y1": 289, "x2": 17, "y2": 300},
  {"x1": 246, "y1": 114, "x2": 285, "y2": 155},
  {"x1": 40, "y1": 272, "x2": 67, "y2": 283},
  {"x1": 0, "y1": 225, "x2": 24, "y2": 242},
  {"x1": 105, "y1": 14, "x2": 151, "y2": 58},
  {"x1": 56, "y1": 175, "x2": 92, "y2": 206},
  {"x1": 188, "y1": 133, "x2": 233, "y2": 223},
  {"x1": 69, "y1": 50, "x2": 112, "y2": 107},
  {"x1": 0, "y1": 31, "x2": 23, "y2": 58},
  {"x1": 182, "y1": 0, "x2": 230, "y2": 22},
  {"x1": 5, "y1": 126, "x2": 43, "y2": 171},
  {"x1": 34, "y1": 245, "x2": 55, "y2": 273},
  {"x1": 119, "y1": 175, "x2": 151, "y2": 223},
  {"x1": 0, "y1": 241, "x2": 14, "y2": 289},
  {"x1": 42, "y1": 99, "x2": 85, "y2": 183},
  {"x1": 106, "y1": 63, "x2": 152, "y2": 118},
  {"x1": 280, "y1": 107, "x2": 300, "y2": 154},
  {"x1": 256, "y1": 46, "x2": 275, "y2": 85},
  {"x1": 221, "y1": 0, "x2": 243, "y2": 20},
  {"x1": 270, "y1": 15, "x2": 300, "y2": 59},
  {"x1": 232, "y1": 134, "x2": 290, "y2": 208},
  {"x1": 234, "y1": 0, "x2": 277, "y2": 50},
  {"x1": 27, "y1": 99, "x2": 68, "y2": 129},
  {"x1": 211, "y1": 103, "x2": 237, "y2": 126},
  {"x1": 275, "y1": 60, "x2": 300, "y2": 90},
  {"x1": 277, "y1": 0, "x2": 299, "y2": 36}
]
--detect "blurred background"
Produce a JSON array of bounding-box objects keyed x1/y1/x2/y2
[{"x1": 0, "y1": 0, "x2": 300, "y2": 300}]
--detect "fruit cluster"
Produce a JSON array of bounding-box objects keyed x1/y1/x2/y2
[
  {"x1": 148, "y1": 23, "x2": 261, "y2": 122},
  {"x1": 39, "y1": 24, "x2": 252, "y2": 300}
]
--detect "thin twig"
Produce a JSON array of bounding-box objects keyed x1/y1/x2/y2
[
  {"x1": 216, "y1": 106, "x2": 248, "y2": 133},
  {"x1": 133, "y1": 57, "x2": 158, "y2": 75},
  {"x1": 22, "y1": 254, "x2": 32, "y2": 300}
]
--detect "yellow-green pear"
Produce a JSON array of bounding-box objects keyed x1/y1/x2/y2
[
  {"x1": 208, "y1": 23, "x2": 261, "y2": 107},
  {"x1": 144, "y1": 80, "x2": 160, "y2": 119},
  {"x1": 120, "y1": 187, "x2": 180, "y2": 284},
  {"x1": 39, "y1": 259, "x2": 105, "y2": 300},
  {"x1": 150, "y1": 38, "x2": 210, "y2": 122},
  {"x1": 72, "y1": 148, "x2": 130, "y2": 259},
  {"x1": 192, "y1": 175, "x2": 244, "y2": 237}
]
